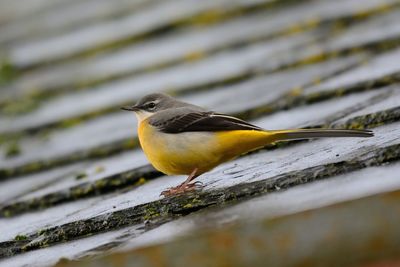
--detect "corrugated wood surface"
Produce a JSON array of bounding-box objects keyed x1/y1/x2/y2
[{"x1": 1, "y1": 1, "x2": 400, "y2": 266}]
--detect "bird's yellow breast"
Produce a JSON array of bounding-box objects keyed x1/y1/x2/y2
[
  {"x1": 138, "y1": 120, "x2": 275, "y2": 176},
  {"x1": 138, "y1": 120, "x2": 218, "y2": 175}
]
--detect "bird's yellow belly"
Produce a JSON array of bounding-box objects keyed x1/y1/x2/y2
[{"x1": 138, "y1": 121, "x2": 274, "y2": 176}]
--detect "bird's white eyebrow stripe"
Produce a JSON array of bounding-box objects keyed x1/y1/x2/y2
[{"x1": 146, "y1": 99, "x2": 161, "y2": 105}]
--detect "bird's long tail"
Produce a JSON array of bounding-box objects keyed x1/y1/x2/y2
[{"x1": 269, "y1": 128, "x2": 374, "y2": 142}]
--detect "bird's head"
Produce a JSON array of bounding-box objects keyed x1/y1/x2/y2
[{"x1": 121, "y1": 93, "x2": 181, "y2": 122}]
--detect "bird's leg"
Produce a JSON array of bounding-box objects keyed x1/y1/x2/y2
[
  {"x1": 181, "y1": 168, "x2": 199, "y2": 186},
  {"x1": 161, "y1": 168, "x2": 204, "y2": 197}
]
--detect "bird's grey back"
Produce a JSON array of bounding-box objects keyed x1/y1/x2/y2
[{"x1": 148, "y1": 105, "x2": 206, "y2": 126}]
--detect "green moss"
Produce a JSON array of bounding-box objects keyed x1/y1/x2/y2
[
  {"x1": 134, "y1": 177, "x2": 147, "y2": 186},
  {"x1": 335, "y1": 107, "x2": 400, "y2": 130},
  {"x1": 75, "y1": 172, "x2": 88, "y2": 180},
  {"x1": 143, "y1": 205, "x2": 162, "y2": 221},
  {"x1": 3, "y1": 210, "x2": 12, "y2": 217},
  {"x1": 0, "y1": 59, "x2": 18, "y2": 85},
  {"x1": 59, "y1": 118, "x2": 82, "y2": 128},
  {"x1": 37, "y1": 229, "x2": 47, "y2": 235},
  {"x1": 108, "y1": 179, "x2": 122, "y2": 187},
  {"x1": 95, "y1": 179, "x2": 108, "y2": 187},
  {"x1": 94, "y1": 166, "x2": 105, "y2": 174},
  {"x1": 1, "y1": 97, "x2": 39, "y2": 116},
  {"x1": 183, "y1": 203, "x2": 193, "y2": 209},
  {"x1": 22, "y1": 162, "x2": 43, "y2": 173},
  {"x1": 14, "y1": 235, "x2": 27, "y2": 241},
  {"x1": 5, "y1": 142, "x2": 21, "y2": 158}
]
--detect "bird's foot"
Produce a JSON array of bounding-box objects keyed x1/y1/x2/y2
[{"x1": 160, "y1": 181, "x2": 204, "y2": 197}]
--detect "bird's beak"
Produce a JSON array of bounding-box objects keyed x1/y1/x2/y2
[{"x1": 121, "y1": 105, "x2": 139, "y2": 112}]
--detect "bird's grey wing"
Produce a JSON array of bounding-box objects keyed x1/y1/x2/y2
[{"x1": 148, "y1": 107, "x2": 263, "y2": 133}]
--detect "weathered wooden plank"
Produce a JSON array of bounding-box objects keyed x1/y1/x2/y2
[
  {"x1": 305, "y1": 47, "x2": 400, "y2": 94},
  {"x1": 0, "y1": 0, "x2": 152, "y2": 45},
  {"x1": 328, "y1": 8, "x2": 400, "y2": 51},
  {"x1": 0, "y1": 0, "x2": 72, "y2": 25},
  {"x1": 0, "y1": 164, "x2": 83, "y2": 204}
]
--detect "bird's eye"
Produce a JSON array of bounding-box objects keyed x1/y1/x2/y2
[{"x1": 147, "y1": 102, "x2": 156, "y2": 110}]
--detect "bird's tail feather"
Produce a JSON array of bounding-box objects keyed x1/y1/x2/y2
[{"x1": 269, "y1": 128, "x2": 374, "y2": 141}]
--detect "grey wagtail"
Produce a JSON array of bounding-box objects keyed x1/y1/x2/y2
[{"x1": 121, "y1": 93, "x2": 373, "y2": 196}]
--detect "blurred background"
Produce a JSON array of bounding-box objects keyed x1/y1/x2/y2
[{"x1": 1, "y1": 0, "x2": 400, "y2": 266}]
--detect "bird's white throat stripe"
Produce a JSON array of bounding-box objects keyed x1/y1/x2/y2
[{"x1": 135, "y1": 110, "x2": 153, "y2": 125}]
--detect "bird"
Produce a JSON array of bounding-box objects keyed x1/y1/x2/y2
[{"x1": 121, "y1": 93, "x2": 373, "y2": 196}]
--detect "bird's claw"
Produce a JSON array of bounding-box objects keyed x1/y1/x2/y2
[{"x1": 160, "y1": 181, "x2": 204, "y2": 197}]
